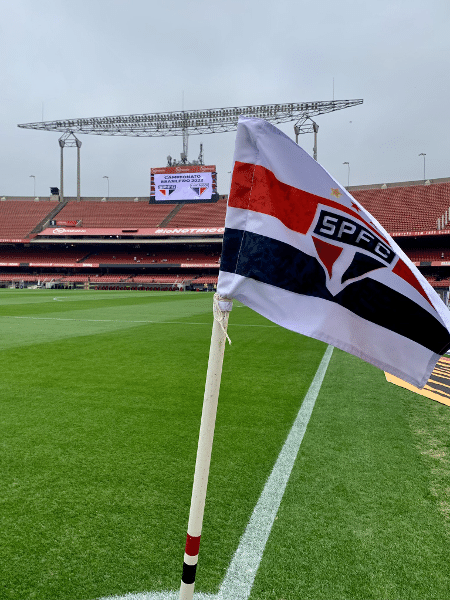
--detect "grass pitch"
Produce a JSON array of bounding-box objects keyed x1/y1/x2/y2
[{"x1": 0, "y1": 289, "x2": 449, "y2": 600}]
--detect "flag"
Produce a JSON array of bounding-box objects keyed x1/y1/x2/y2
[{"x1": 217, "y1": 117, "x2": 450, "y2": 388}]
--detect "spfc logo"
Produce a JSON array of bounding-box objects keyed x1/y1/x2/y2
[
  {"x1": 190, "y1": 183, "x2": 209, "y2": 196},
  {"x1": 158, "y1": 185, "x2": 176, "y2": 197},
  {"x1": 311, "y1": 208, "x2": 397, "y2": 296}
]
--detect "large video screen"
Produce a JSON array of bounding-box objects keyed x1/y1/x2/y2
[{"x1": 150, "y1": 165, "x2": 218, "y2": 204}]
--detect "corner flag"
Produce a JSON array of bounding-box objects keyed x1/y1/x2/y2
[{"x1": 217, "y1": 117, "x2": 450, "y2": 388}]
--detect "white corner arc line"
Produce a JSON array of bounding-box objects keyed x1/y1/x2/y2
[{"x1": 93, "y1": 345, "x2": 334, "y2": 600}]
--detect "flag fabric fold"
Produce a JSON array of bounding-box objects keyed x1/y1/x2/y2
[{"x1": 217, "y1": 117, "x2": 450, "y2": 388}]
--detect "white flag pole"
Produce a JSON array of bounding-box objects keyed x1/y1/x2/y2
[{"x1": 179, "y1": 294, "x2": 233, "y2": 600}]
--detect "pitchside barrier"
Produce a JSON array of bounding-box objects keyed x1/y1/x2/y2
[{"x1": 0, "y1": 280, "x2": 217, "y2": 292}]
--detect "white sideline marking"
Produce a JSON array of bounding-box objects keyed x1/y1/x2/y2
[
  {"x1": 95, "y1": 593, "x2": 214, "y2": 600},
  {"x1": 92, "y1": 345, "x2": 334, "y2": 600},
  {"x1": 1, "y1": 315, "x2": 277, "y2": 327},
  {"x1": 216, "y1": 344, "x2": 334, "y2": 599}
]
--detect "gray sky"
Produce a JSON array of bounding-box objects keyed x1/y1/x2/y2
[{"x1": 1, "y1": 0, "x2": 449, "y2": 198}]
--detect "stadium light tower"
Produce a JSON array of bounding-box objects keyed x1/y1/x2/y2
[
  {"x1": 18, "y1": 99, "x2": 363, "y2": 164},
  {"x1": 29, "y1": 175, "x2": 35, "y2": 197}
]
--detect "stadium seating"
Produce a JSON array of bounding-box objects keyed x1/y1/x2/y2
[
  {"x1": 132, "y1": 274, "x2": 182, "y2": 283},
  {"x1": 54, "y1": 201, "x2": 176, "y2": 228},
  {"x1": 0, "y1": 248, "x2": 89, "y2": 263},
  {"x1": 165, "y1": 196, "x2": 228, "y2": 228},
  {"x1": 0, "y1": 200, "x2": 59, "y2": 239},
  {"x1": 405, "y1": 248, "x2": 450, "y2": 262},
  {"x1": 193, "y1": 275, "x2": 219, "y2": 284},
  {"x1": 85, "y1": 250, "x2": 220, "y2": 264},
  {"x1": 2, "y1": 181, "x2": 450, "y2": 293},
  {"x1": 427, "y1": 276, "x2": 450, "y2": 288},
  {"x1": 351, "y1": 182, "x2": 450, "y2": 233}
]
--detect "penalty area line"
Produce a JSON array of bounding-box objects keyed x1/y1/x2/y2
[{"x1": 94, "y1": 345, "x2": 333, "y2": 600}]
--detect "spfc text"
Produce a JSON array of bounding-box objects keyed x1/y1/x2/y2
[{"x1": 313, "y1": 210, "x2": 395, "y2": 264}]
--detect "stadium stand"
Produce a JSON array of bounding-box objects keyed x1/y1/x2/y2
[
  {"x1": 54, "y1": 200, "x2": 176, "y2": 228},
  {"x1": 83, "y1": 250, "x2": 220, "y2": 264},
  {"x1": 0, "y1": 247, "x2": 89, "y2": 263},
  {"x1": 406, "y1": 249, "x2": 450, "y2": 262},
  {"x1": 350, "y1": 179, "x2": 450, "y2": 233},
  {"x1": 2, "y1": 179, "x2": 450, "y2": 299},
  {"x1": 193, "y1": 276, "x2": 219, "y2": 284},
  {"x1": 166, "y1": 196, "x2": 228, "y2": 228},
  {"x1": 0, "y1": 200, "x2": 59, "y2": 240}
]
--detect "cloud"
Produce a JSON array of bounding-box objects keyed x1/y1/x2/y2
[{"x1": 1, "y1": 0, "x2": 449, "y2": 196}]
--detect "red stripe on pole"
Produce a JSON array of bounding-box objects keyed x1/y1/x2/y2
[{"x1": 185, "y1": 533, "x2": 201, "y2": 556}]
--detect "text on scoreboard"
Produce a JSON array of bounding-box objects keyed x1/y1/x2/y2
[{"x1": 150, "y1": 165, "x2": 218, "y2": 204}]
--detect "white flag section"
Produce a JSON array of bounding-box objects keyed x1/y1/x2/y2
[{"x1": 218, "y1": 117, "x2": 450, "y2": 388}]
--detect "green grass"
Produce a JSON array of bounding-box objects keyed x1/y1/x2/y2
[
  {"x1": 0, "y1": 289, "x2": 448, "y2": 600},
  {"x1": 250, "y1": 351, "x2": 450, "y2": 599}
]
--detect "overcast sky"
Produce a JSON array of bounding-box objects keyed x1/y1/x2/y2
[{"x1": 1, "y1": 0, "x2": 449, "y2": 198}]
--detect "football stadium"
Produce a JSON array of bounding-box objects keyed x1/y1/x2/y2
[
  {"x1": 2, "y1": 176, "x2": 450, "y2": 299},
  {"x1": 1, "y1": 108, "x2": 450, "y2": 600}
]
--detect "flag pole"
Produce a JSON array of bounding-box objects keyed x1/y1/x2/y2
[{"x1": 179, "y1": 293, "x2": 232, "y2": 600}]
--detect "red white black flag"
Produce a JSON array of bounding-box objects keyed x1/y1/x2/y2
[{"x1": 217, "y1": 117, "x2": 450, "y2": 388}]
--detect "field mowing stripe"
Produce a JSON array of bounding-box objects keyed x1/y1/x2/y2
[
  {"x1": 0, "y1": 316, "x2": 278, "y2": 327},
  {"x1": 94, "y1": 345, "x2": 333, "y2": 600}
]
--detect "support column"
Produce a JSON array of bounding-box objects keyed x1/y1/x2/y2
[
  {"x1": 313, "y1": 121, "x2": 319, "y2": 161},
  {"x1": 58, "y1": 130, "x2": 82, "y2": 203},
  {"x1": 76, "y1": 139, "x2": 81, "y2": 202},
  {"x1": 59, "y1": 139, "x2": 64, "y2": 202}
]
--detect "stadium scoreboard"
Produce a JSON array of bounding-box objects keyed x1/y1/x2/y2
[{"x1": 150, "y1": 165, "x2": 218, "y2": 204}]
